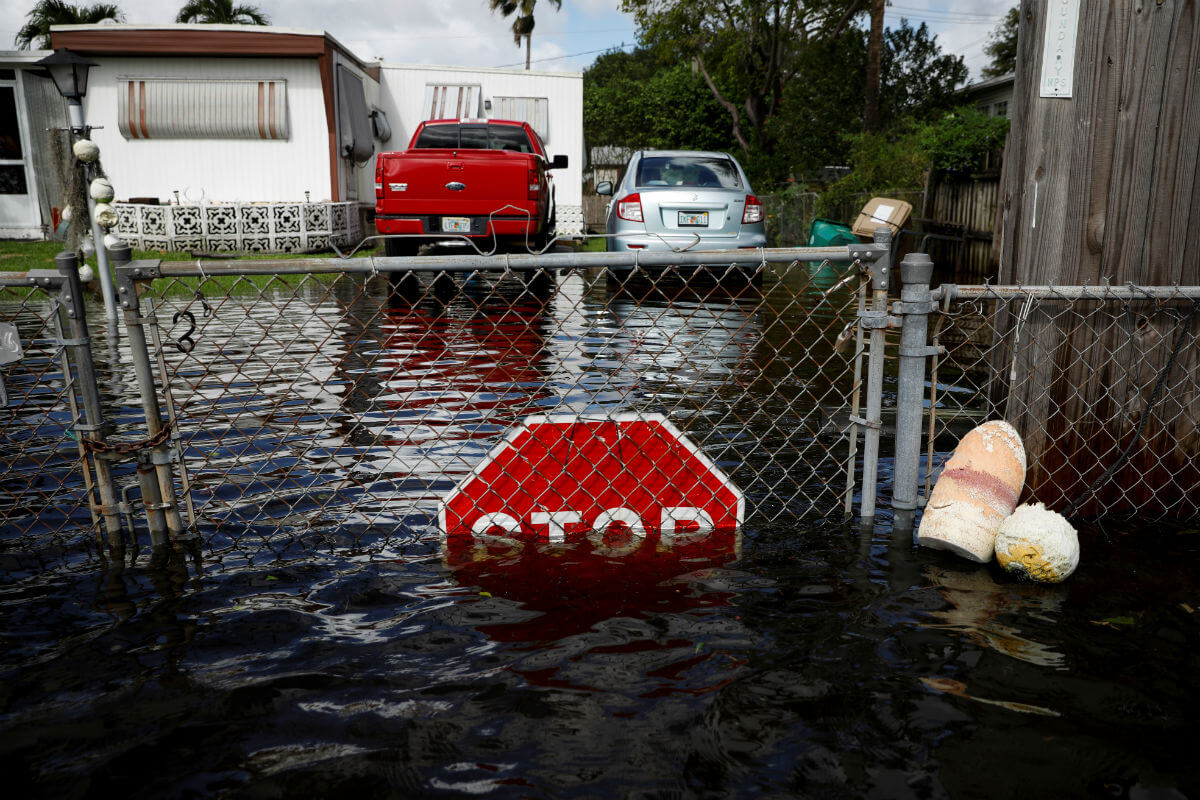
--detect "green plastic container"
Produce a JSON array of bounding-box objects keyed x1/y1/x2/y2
[{"x1": 807, "y1": 218, "x2": 858, "y2": 247}]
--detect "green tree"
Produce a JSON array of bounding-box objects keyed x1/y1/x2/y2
[
  {"x1": 622, "y1": 0, "x2": 865, "y2": 155},
  {"x1": 768, "y1": 30, "x2": 867, "y2": 181},
  {"x1": 982, "y1": 6, "x2": 1019, "y2": 79},
  {"x1": 584, "y1": 46, "x2": 729, "y2": 154},
  {"x1": 766, "y1": 20, "x2": 965, "y2": 182},
  {"x1": 817, "y1": 107, "x2": 1010, "y2": 217},
  {"x1": 487, "y1": 0, "x2": 563, "y2": 70},
  {"x1": 919, "y1": 106, "x2": 1009, "y2": 175},
  {"x1": 175, "y1": 0, "x2": 269, "y2": 24},
  {"x1": 879, "y1": 19, "x2": 968, "y2": 126},
  {"x1": 14, "y1": 0, "x2": 124, "y2": 49}
]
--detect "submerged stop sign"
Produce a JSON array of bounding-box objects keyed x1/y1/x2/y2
[{"x1": 438, "y1": 413, "x2": 743, "y2": 559}]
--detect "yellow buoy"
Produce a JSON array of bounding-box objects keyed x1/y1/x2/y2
[{"x1": 995, "y1": 503, "x2": 1080, "y2": 583}]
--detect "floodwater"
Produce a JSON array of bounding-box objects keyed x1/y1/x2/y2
[{"x1": 2, "y1": 267, "x2": 1199, "y2": 798}]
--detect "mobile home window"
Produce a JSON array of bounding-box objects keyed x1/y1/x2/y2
[
  {"x1": 489, "y1": 96, "x2": 548, "y2": 143},
  {"x1": 117, "y1": 77, "x2": 289, "y2": 140},
  {"x1": 424, "y1": 84, "x2": 481, "y2": 120}
]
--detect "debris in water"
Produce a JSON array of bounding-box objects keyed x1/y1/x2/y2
[{"x1": 920, "y1": 676, "x2": 1060, "y2": 717}]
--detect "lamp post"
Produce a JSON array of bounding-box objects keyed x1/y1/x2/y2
[{"x1": 36, "y1": 48, "x2": 118, "y2": 322}]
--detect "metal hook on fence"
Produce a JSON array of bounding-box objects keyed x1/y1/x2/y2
[
  {"x1": 193, "y1": 260, "x2": 214, "y2": 318},
  {"x1": 172, "y1": 309, "x2": 197, "y2": 354}
]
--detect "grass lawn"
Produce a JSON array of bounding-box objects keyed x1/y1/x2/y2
[{"x1": 0, "y1": 238, "x2": 380, "y2": 299}]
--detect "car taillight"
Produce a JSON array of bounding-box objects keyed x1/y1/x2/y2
[
  {"x1": 528, "y1": 168, "x2": 540, "y2": 200},
  {"x1": 375, "y1": 162, "x2": 384, "y2": 200},
  {"x1": 742, "y1": 194, "x2": 763, "y2": 224},
  {"x1": 617, "y1": 193, "x2": 643, "y2": 222}
]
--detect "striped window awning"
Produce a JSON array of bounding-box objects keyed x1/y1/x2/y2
[
  {"x1": 424, "y1": 84, "x2": 481, "y2": 121},
  {"x1": 118, "y1": 77, "x2": 289, "y2": 140}
]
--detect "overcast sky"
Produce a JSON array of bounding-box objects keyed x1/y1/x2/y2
[{"x1": 1, "y1": 0, "x2": 1009, "y2": 80}]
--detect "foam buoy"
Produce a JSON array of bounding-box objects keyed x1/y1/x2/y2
[
  {"x1": 61, "y1": 205, "x2": 73, "y2": 222},
  {"x1": 78, "y1": 263, "x2": 95, "y2": 283},
  {"x1": 916, "y1": 420, "x2": 1026, "y2": 562},
  {"x1": 73, "y1": 139, "x2": 100, "y2": 162},
  {"x1": 89, "y1": 177, "x2": 115, "y2": 202},
  {"x1": 93, "y1": 203, "x2": 118, "y2": 229},
  {"x1": 994, "y1": 503, "x2": 1079, "y2": 583},
  {"x1": 103, "y1": 232, "x2": 124, "y2": 250}
]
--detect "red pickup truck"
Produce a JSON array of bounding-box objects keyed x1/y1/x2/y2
[{"x1": 374, "y1": 119, "x2": 568, "y2": 257}]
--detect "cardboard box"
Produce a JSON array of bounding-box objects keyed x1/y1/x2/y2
[{"x1": 852, "y1": 197, "x2": 913, "y2": 237}]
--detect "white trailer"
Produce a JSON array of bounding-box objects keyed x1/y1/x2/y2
[{"x1": 375, "y1": 63, "x2": 584, "y2": 234}]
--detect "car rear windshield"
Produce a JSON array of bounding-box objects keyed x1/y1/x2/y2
[
  {"x1": 414, "y1": 123, "x2": 534, "y2": 153},
  {"x1": 636, "y1": 156, "x2": 742, "y2": 189}
]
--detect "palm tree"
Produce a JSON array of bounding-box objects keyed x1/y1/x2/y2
[
  {"x1": 15, "y1": 0, "x2": 124, "y2": 50},
  {"x1": 175, "y1": 0, "x2": 270, "y2": 25},
  {"x1": 488, "y1": 0, "x2": 562, "y2": 70}
]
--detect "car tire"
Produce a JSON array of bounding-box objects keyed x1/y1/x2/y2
[{"x1": 384, "y1": 238, "x2": 421, "y2": 300}]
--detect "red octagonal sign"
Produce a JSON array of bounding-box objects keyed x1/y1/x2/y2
[{"x1": 438, "y1": 413, "x2": 744, "y2": 563}]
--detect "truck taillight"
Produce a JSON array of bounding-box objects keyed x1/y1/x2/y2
[
  {"x1": 528, "y1": 168, "x2": 540, "y2": 200},
  {"x1": 742, "y1": 194, "x2": 763, "y2": 224},
  {"x1": 375, "y1": 162, "x2": 384, "y2": 200},
  {"x1": 617, "y1": 193, "x2": 643, "y2": 222}
]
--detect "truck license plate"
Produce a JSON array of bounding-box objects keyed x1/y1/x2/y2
[
  {"x1": 678, "y1": 211, "x2": 709, "y2": 227},
  {"x1": 442, "y1": 217, "x2": 471, "y2": 233}
]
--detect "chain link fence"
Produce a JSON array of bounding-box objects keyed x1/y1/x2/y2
[
  {"x1": 0, "y1": 271, "x2": 121, "y2": 562},
  {"x1": 4, "y1": 242, "x2": 1199, "y2": 562},
  {"x1": 927, "y1": 284, "x2": 1200, "y2": 519},
  {"x1": 113, "y1": 248, "x2": 874, "y2": 557}
]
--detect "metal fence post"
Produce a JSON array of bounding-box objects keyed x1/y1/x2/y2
[
  {"x1": 893, "y1": 252, "x2": 936, "y2": 519},
  {"x1": 54, "y1": 251, "x2": 125, "y2": 550},
  {"x1": 112, "y1": 246, "x2": 189, "y2": 545},
  {"x1": 855, "y1": 227, "x2": 893, "y2": 521}
]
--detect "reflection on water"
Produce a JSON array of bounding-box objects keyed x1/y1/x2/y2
[{"x1": 3, "y1": 267, "x2": 1200, "y2": 797}]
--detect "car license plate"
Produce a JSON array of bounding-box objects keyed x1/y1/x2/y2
[
  {"x1": 678, "y1": 211, "x2": 709, "y2": 227},
  {"x1": 442, "y1": 216, "x2": 471, "y2": 233}
]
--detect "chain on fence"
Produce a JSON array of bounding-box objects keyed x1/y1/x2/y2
[{"x1": 927, "y1": 284, "x2": 1200, "y2": 519}]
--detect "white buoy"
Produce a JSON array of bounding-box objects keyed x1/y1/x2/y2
[
  {"x1": 89, "y1": 177, "x2": 115, "y2": 202},
  {"x1": 73, "y1": 139, "x2": 100, "y2": 163},
  {"x1": 61, "y1": 205, "x2": 73, "y2": 222},
  {"x1": 78, "y1": 264, "x2": 95, "y2": 283},
  {"x1": 916, "y1": 420, "x2": 1027, "y2": 562},
  {"x1": 995, "y1": 503, "x2": 1080, "y2": 583},
  {"x1": 93, "y1": 203, "x2": 118, "y2": 229},
  {"x1": 103, "y1": 233, "x2": 124, "y2": 250}
]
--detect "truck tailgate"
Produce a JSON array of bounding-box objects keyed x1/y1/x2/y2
[{"x1": 380, "y1": 149, "x2": 535, "y2": 216}]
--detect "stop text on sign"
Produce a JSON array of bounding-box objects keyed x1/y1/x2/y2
[{"x1": 438, "y1": 414, "x2": 743, "y2": 561}]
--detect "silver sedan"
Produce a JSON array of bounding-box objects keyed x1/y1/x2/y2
[{"x1": 595, "y1": 150, "x2": 767, "y2": 254}]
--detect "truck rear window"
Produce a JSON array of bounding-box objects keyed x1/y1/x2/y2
[{"x1": 414, "y1": 123, "x2": 533, "y2": 153}]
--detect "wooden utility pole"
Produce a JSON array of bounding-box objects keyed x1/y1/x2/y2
[
  {"x1": 864, "y1": 0, "x2": 885, "y2": 132},
  {"x1": 997, "y1": 0, "x2": 1200, "y2": 515}
]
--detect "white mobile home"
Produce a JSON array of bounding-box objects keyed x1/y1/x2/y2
[
  {"x1": 32, "y1": 24, "x2": 583, "y2": 250},
  {"x1": 0, "y1": 52, "x2": 69, "y2": 240},
  {"x1": 375, "y1": 63, "x2": 583, "y2": 233}
]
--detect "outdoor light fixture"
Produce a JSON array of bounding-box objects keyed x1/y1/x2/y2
[
  {"x1": 34, "y1": 47, "x2": 118, "y2": 323},
  {"x1": 35, "y1": 48, "x2": 97, "y2": 101}
]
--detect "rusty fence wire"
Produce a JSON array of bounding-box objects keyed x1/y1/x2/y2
[
  {"x1": 99, "y1": 247, "x2": 878, "y2": 557},
  {"x1": 0, "y1": 270, "x2": 124, "y2": 563},
  {"x1": 926, "y1": 284, "x2": 1200, "y2": 519}
]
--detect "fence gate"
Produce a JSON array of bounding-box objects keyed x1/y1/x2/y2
[{"x1": 98, "y1": 238, "x2": 892, "y2": 555}]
